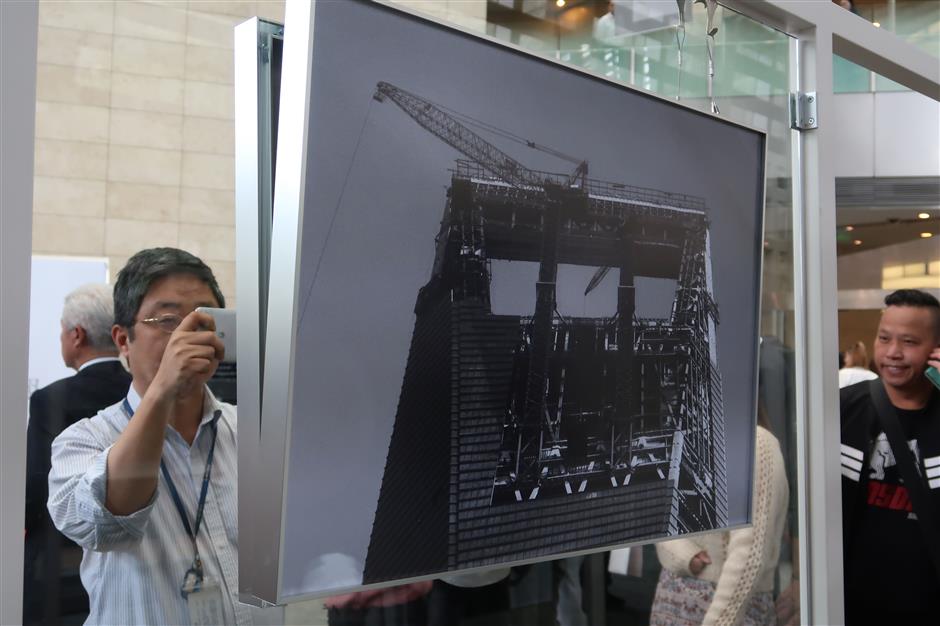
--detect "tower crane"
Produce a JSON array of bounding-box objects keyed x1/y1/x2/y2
[
  {"x1": 372, "y1": 81, "x2": 588, "y2": 190},
  {"x1": 373, "y1": 83, "x2": 609, "y2": 301}
]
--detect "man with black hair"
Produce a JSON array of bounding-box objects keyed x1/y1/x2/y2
[
  {"x1": 47, "y1": 248, "x2": 256, "y2": 625},
  {"x1": 840, "y1": 289, "x2": 940, "y2": 623}
]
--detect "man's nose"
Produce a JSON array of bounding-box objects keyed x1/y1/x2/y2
[{"x1": 884, "y1": 341, "x2": 903, "y2": 358}]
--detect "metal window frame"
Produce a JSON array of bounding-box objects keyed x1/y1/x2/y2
[{"x1": 720, "y1": 2, "x2": 939, "y2": 624}]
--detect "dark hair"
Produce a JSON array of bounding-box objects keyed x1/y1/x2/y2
[
  {"x1": 885, "y1": 289, "x2": 940, "y2": 309},
  {"x1": 113, "y1": 248, "x2": 225, "y2": 332},
  {"x1": 884, "y1": 289, "x2": 940, "y2": 335}
]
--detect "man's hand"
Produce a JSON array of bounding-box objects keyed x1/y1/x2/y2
[
  {"x1": 105, "y1": 311, "x2": 223, "y2": 515},
  {"x1": 689, "y1": 550, "x2": 711, "y2": 575},
  {"x1": 150, "y1": 310, "x2": 224, "y2": 400}
]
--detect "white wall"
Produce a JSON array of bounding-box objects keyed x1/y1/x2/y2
[
  {"x1": 832, "y1": 91, "x2": 940, "y2": 177},
  {"x1": 27, "y1": 257, "x2": 110, "y2": 400}
]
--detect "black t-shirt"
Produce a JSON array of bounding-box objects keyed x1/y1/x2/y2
[{"x1": 843, "y1": 390, "x2": 940, "y2": 617}]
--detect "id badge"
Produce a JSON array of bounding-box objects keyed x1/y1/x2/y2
[{"x1": 187, "y1": 579, "x2": 226, "y2": 626}]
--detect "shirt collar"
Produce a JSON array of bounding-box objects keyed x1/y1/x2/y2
[
  {"x1": 125, "y1": 384, "x2": 222, "y2": 427},
  {"x1": 78, "y1": 356, "x2": 121, "y2": 371}
]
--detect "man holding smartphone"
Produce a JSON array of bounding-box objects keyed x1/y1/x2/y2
[
  {"x1": 47, "y1": 247, "x2": 259, "y2": 625},
  {"x1": 840, "y1": 289, "x2": 940, "y2": 624}
]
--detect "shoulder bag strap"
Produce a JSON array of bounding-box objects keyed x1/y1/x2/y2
[{"x1": 868, "y1": 380, "x2": 940, "y2": 579}]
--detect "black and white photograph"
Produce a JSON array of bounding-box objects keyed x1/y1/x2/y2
[{"x1": 264, "y1": 0, "x2": 765, "y2": 600}]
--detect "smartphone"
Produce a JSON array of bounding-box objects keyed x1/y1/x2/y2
[
  {"x1": 927, "y1": 366, "x2": 940, "y2": 391},
  {"x1": 195, "y1": 307, "x2": 237, "y2": 363}
]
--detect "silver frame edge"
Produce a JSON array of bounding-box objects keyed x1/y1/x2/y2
[{"x1": 258, "y1": 0, "x2": 316, "y2": 605}]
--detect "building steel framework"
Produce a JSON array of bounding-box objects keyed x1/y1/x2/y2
[{"x1": 363, "y1": 82, "x2": 728, "y2": 581}]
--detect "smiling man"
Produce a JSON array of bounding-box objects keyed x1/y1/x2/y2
[
  {"x1": 46, "y1": 248, "x2": 253, "y2": 625},
  {"x1": 840, "y1": 289, "x2": 940, "y2": 624}
]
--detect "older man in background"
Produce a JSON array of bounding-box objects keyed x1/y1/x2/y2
[{"x1": 24, "y1": 283, "x2": 131, "y2": 624}]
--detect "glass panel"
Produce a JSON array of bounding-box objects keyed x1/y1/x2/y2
[
  {"x1": 833, "y1": 0, "x2": 940, "y2": 93},
  {"x1": 24, "y1": 1, "x2": 800, "y2": 624},
  {"x1": 833, "y1": 67, "x2": 939, "y2": 621},
  {"x1": 24, "y1": 1, "x2": 275, "y2": 623},
  {"x1": 852, "y1": 0, "x2": 940, "y2": 59},
  {"x1": 834, "y1": 54, "x2": 873, "y2": 93},
  {"x1": 345, "y1": 2, "x2": 800, "y2": 626}
]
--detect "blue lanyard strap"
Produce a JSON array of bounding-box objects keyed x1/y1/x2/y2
[{"x1": 122, "y1": 398, "x2": 221, "y2": 544}]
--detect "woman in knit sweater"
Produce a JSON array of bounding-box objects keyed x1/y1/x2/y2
[{"x1": 649, "y1": 419, "x2": 789, "y2": 626}]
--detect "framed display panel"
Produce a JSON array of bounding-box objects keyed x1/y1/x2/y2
[{"x1": 244, "y1": 0, "x2": 766, "y2": 603}]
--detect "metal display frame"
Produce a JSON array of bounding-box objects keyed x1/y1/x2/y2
[
  {"x1": 230, "y1": 0, "x2": 940, "y2": 621},
  {"x1": 234, "y1": 17, "x2": 283, "y2": 607},
  {"x1": 239, "y1": 0, "x2": 768, "y2": 604}
]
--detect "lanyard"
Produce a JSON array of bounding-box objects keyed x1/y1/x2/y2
[{"x1": 122, "y1": 399, "x2": 220, "y2": 552}]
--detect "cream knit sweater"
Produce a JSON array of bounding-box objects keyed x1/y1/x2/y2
[{"x1": 655, "y1": 426, "x2": 789, "y2": 626}]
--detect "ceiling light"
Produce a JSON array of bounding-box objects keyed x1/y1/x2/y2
[
  {"x1": 556, "y1": 0, "x2": 566, "y2": 7},
  {"x1": 853, "y1": 239, "x2": 863, "y2": 245},
  {"x1": 921, "y1": 232, "x2": 934, "y2": 238},
  {"x1": 845, "y1": 225, "x2": 855, "y2": 231},
  {"x1": 918, "y1": 212, "x2": 930, "y2": 219},
  {"x1": 872, "y1": 21, "x2": 881, "y2": 28}
]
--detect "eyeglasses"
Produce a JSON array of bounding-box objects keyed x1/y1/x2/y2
[{"x1": 138, "y1": 314, "x2": 183, "y2": 334}]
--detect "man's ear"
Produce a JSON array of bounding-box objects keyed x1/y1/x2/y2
[
  {"x1": 74, "y1": 325, "x2": 88, "y2": 348},
  {"x1": 112, "y1": 324, "x2": 131, "y2": 357}
]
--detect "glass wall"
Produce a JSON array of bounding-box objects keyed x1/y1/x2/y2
[
  {"x1": 833, "y1": 0, "x2": 940, "y2": 93},
  {"x1": 24, "y1": 1, "x2": 802, "y2": 624},
  {"x1": 830, "y1": 1, "x2": 940, "y2": 361},
  {"x1": 24, "y1": 2, "x2": 284, "y2": 624},
  {"x1": 834, "y1": 70, "x2": 940, "y2": 359},
  {"x1": 302, "y1": 2, "x2": 802, "y2": 625}
]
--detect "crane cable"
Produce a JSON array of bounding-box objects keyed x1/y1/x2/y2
[
  {"x1": 416, "y1": 92, "x2": 585, "y2": 167},
  {"x1": 298, "y1": 97, "x2": 375, "y2": 325}
]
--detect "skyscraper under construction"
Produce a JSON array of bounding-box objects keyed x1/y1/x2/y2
[{"x1": 362, "y1": 83, "x2": 727, "y2": 584}]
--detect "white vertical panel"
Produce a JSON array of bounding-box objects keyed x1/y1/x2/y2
[
  {"x1": 0, "y1": 1, "x2": 38, "y2": 623},
  {"x1": 874, "y1": 91, "x2": 940, "y2": 176},
  {"x1": 832, "y1": 93, "x2": 875, "y2": 177},
  {"x1": 27, "y1": 257, "x2": 109, "y2": 398}
]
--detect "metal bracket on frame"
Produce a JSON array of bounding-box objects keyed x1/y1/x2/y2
[
  {"x1": 259, "y1": 24, "x2": 283, "y2": 64},
  {"x1": 789, "y1": 91, "x2": 818, "y2": 131}
]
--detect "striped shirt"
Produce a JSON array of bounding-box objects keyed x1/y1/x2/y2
[{"x1": 48, "y1": 385, "x2": 252, "y2": 625}]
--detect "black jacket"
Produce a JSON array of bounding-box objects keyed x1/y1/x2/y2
[
  {"x1": 840, "y1": 380, "x2": 940, "y2": 618},
  {"x1": 25, "y1": 360, "x2": 131, "y2": 537},
  {"x1": 23, "y1": 359, "x2": 131, "y2": 623}
]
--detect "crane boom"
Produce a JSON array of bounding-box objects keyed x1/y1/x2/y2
[{"x1": 374, "y1": 81, "x2": 553, "y2": 189}]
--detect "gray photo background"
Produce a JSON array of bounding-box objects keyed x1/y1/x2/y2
[{"x1": 277, "y1": 0, "x2": 764, "y2": 599}]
